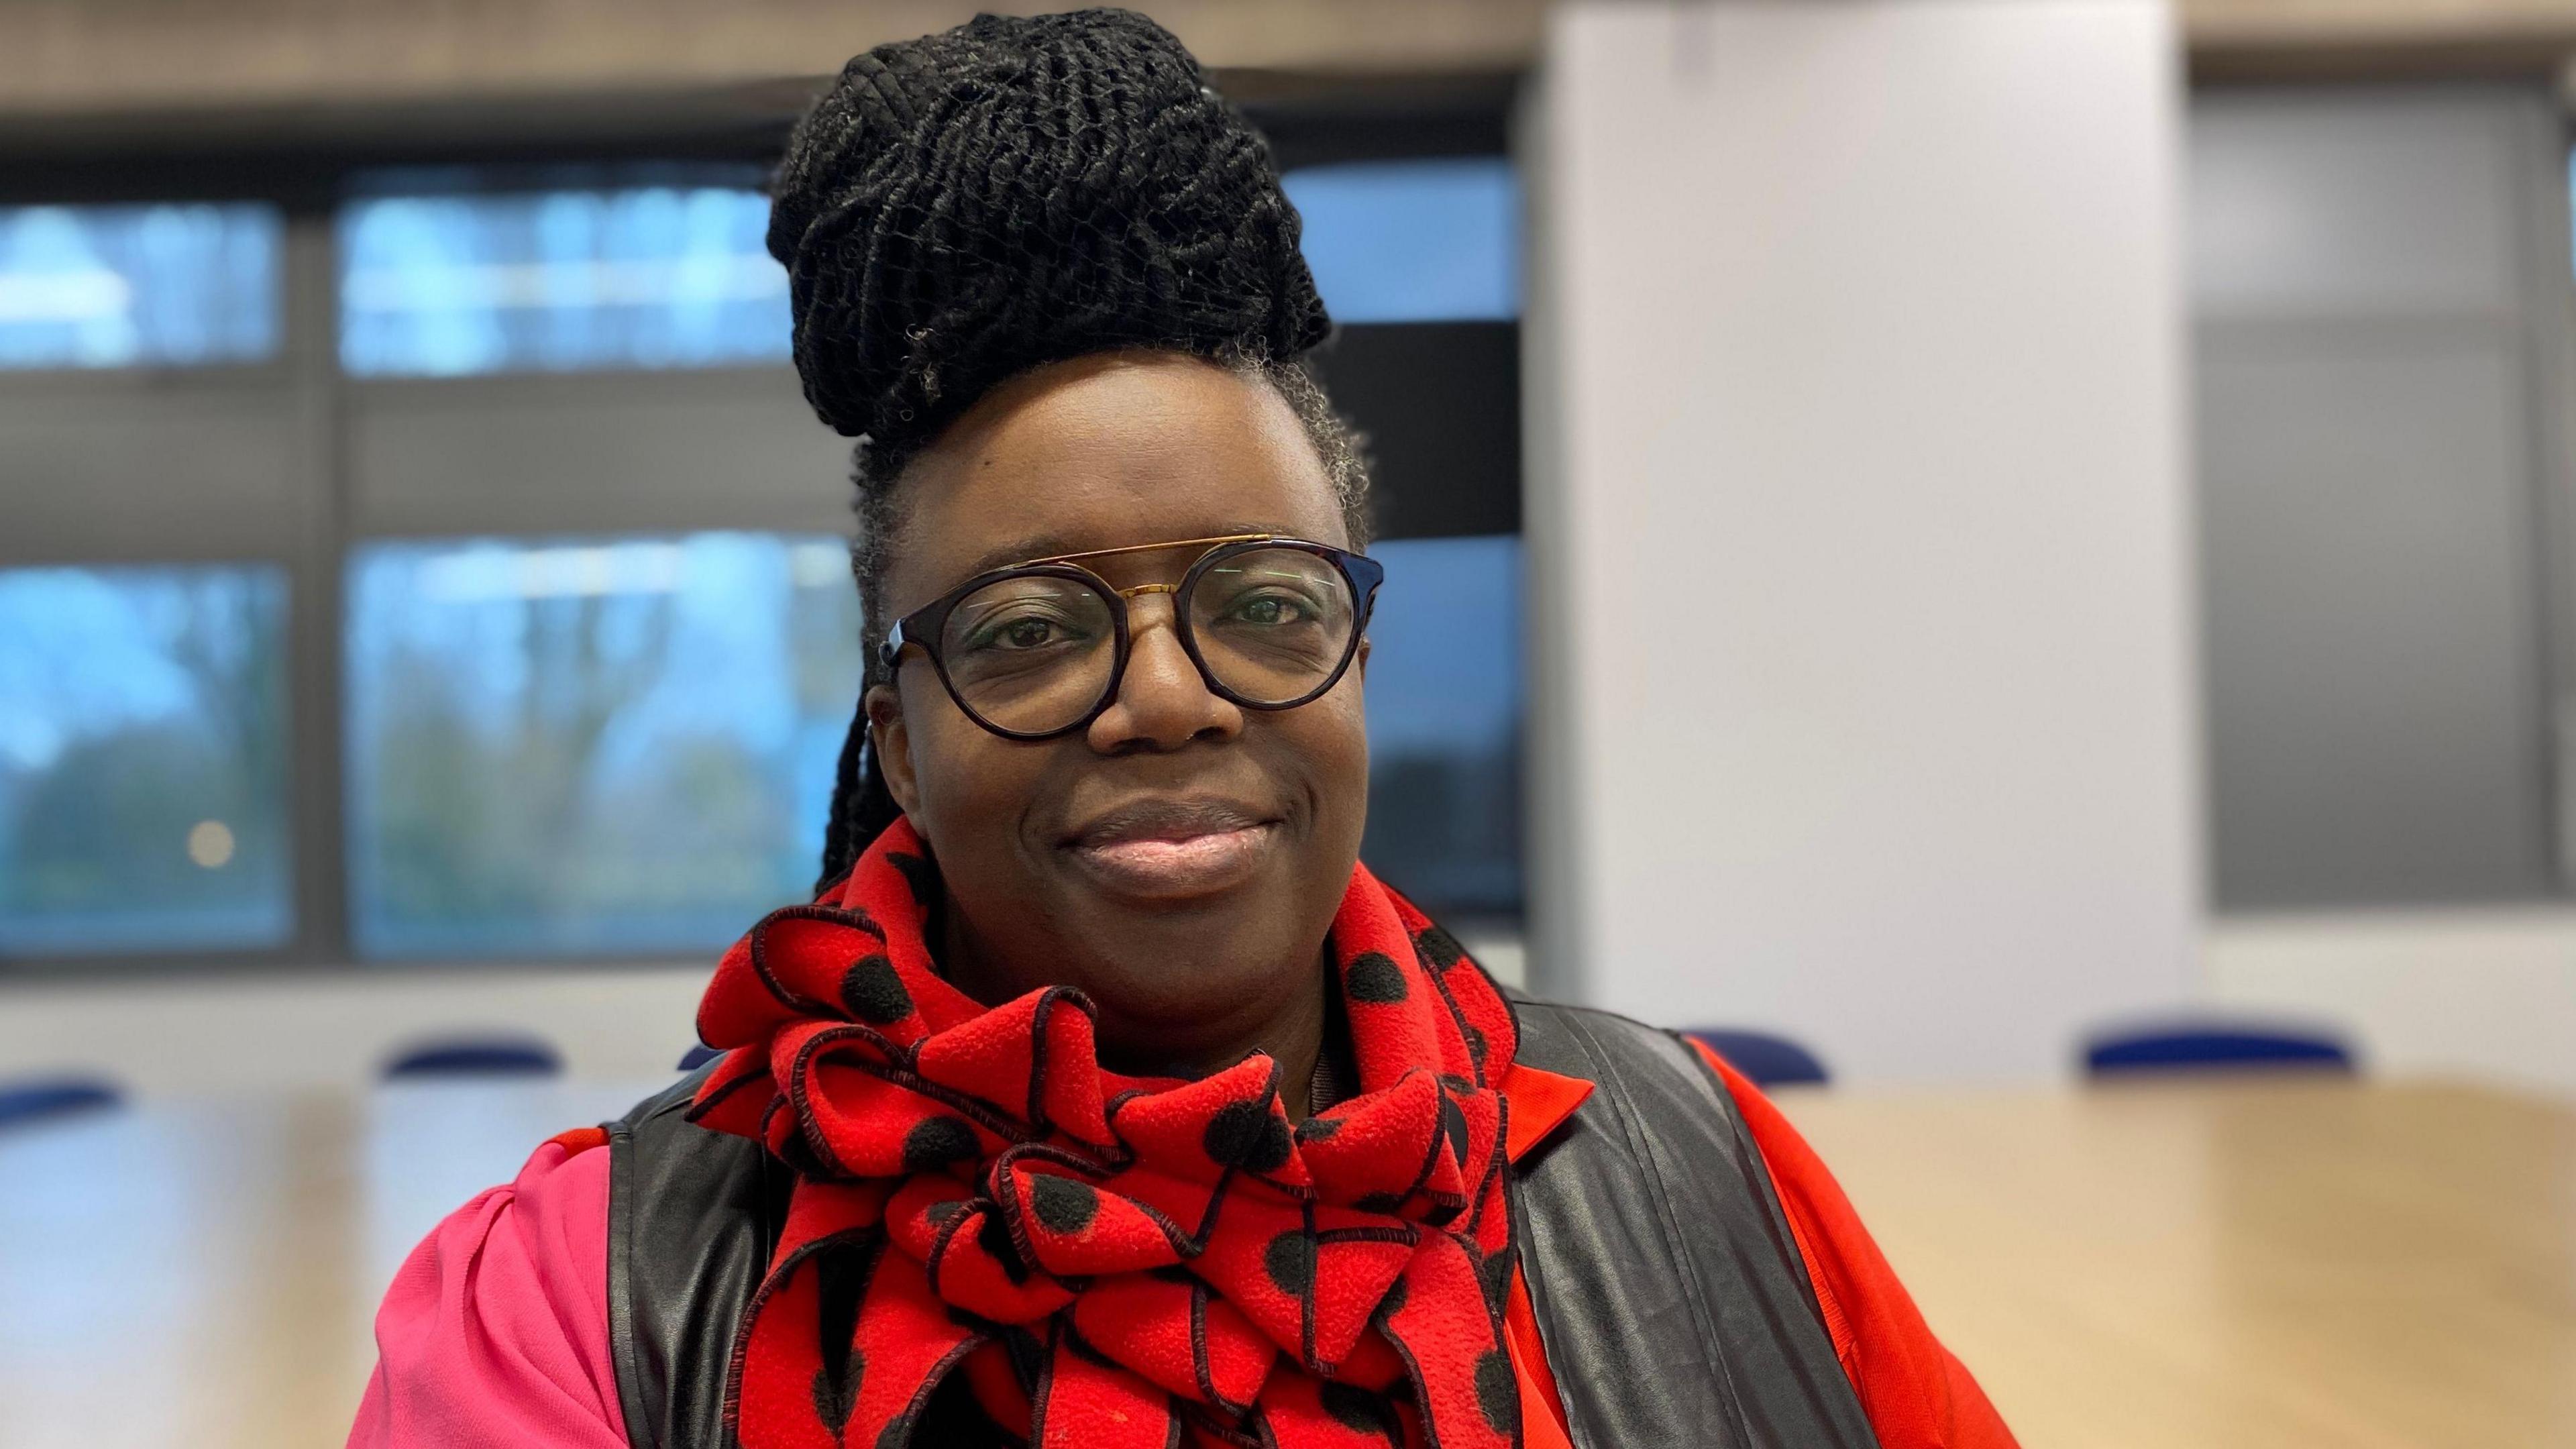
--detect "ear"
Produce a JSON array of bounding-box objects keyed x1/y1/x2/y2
[
  {"x1": 865, "y1": 682, "x2": 922, "y2": 817},
  {"x1": 1354, "y1": 635, "x2": 1371, "y2": 679}
]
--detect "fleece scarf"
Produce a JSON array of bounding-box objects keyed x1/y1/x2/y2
[{"x1": 687, "y1": 816, "x2": 1526, "y2": 1449}]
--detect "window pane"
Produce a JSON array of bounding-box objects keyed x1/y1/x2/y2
[
  {"x1": 0, "y1": 566, "x2": 292, "y2": 955},
  {"x1": 346, "y1": 533, "x2": 861, "y2": 957},
  {"x1": 1360, "y1": 535, "x2": 1521, "y2": 920},
  {"x1": 0, "y1": 203, "x2": 280, "y2": 370},
  {"x1": 339, "y1": 186, "x2": 791, "y2": 377},
  {"x1": 1283, "y1": 158, "x2": 1519, "y2": 323}
]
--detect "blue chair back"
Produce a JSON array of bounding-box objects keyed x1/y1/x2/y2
[
  {"x1": 384, "y1": 1036, "x2": 564, "y2": 1079},
  {"x1": 678, "y1": 1044, "x2": 722, "y2": 1071},
  {"x1": 2084, "y1": 1020, "x2": 2354, "y2": 1077},
  {"x1": 1679, "y1": 1028, "x2": 1830, "y2": 1089},
  {"x1": 0, "y1": 1075, "x2": 123, "y2": 1131}
]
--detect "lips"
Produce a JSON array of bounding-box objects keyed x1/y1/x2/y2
[{"x1": 1062, "y1": 797, "x2": 1280, "y2": 901}]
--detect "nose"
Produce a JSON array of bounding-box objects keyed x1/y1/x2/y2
[{"x1": 1085, "y1": 591, "x2": 1241, "y2": 753}]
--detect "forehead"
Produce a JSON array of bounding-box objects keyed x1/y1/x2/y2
[{"x1": 883, "y1": 352, "x2": 1348, "y2": 610}]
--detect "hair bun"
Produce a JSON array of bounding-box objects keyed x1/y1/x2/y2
[{"x1": 766, "y1": 7, "x2": 1332, "y2": 448}]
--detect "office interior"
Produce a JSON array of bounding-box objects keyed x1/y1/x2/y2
[{"x1": 4, "y1": 1, "x2": 2575, "y2": 1446}]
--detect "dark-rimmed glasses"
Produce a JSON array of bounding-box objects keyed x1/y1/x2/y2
[{"x1": 879, "y1": 533, "x2": 1385, "y2": 740}]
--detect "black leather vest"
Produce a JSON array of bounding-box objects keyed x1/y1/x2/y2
[{"x1": 603, "y1": 998, "x2": 1880, "y2": 1449}]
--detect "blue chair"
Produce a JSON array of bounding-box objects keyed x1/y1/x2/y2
[
  {"x1": 1680, "y1": 1028, "x2": 1830, "y2": 1088},
  {"x1": 384, "y1": 1036, "x2": 564, "y2": 1079},
  {"x1": 2084, "y1": 1020, "x2": 2355, "y2": 1077},
  {"x1": 678, "y1": 1044, "x2": 722, "y2": 1071},
  {"x1": 0, "y1": 1075, "x2": 122, "y2": 1131}
]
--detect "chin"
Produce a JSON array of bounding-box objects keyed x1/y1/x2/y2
[{"x1": 1070, "y1": 902, "x2": 1308, "y2": 1002}]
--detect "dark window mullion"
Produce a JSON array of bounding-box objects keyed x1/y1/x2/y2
[{"x1": 284, "y1": 211, "x2": 353, "y2": 964}]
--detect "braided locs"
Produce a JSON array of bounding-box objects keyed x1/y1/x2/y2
[
  {"x1": 772, "y1": 9, "x2": 1373, "y2": 890},
  {"x1": 768, "y1": 8, "x2": 1331, "y2": 448}
]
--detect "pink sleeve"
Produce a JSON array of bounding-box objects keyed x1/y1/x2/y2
[{"x1": 347, "y1": 1138, "x2": 629, "y2": 1449}]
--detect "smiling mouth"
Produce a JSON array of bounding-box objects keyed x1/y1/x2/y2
[{"x1": 1063, "y1": 800, "x2": 1280, "y2": 900}]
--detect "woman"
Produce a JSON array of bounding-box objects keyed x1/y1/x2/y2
[{"x1": 350, "y1": 11, "x2": 2016, "y2": 1449}]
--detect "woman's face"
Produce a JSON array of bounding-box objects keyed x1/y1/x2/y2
[{"x1": 866, "y1": 351, "x2": 1369, "y2": 1074}]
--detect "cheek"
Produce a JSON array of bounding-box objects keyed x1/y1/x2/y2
[
  {"x1": 904, "y1": 707, "x2": 1044, "y2": 849},
  {"x1": 1279, "y1": 681, "x2": 1372, "y2": 825}
]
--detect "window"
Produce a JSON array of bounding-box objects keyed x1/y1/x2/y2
[
  {"x1": 1359, "y1": 535, "x2": 1521, "y2": 920},
  {"x1": 0, "y1": 565, "x2": 292, "y2": 955},
  {"x1": 339, "y1": 183, "x2": 790, "y2": 377},
  {"x1": 1282, "y1": 154, "x2": 1524, "y2": 919},
  {"x1": 0, "y1": 203, "x2": 280, "y2": 370},
  {"x1": 4, "y1": 127, "x2": 1530, "y2": 971},
  {"x1": 343, "y1": 533, "x2": 862, "y2": 957},
  {"x1": 1281, "y1": 158, "x2": 1519, "y2": 323},
  {"x1": 2193, "y1": 95, "x2": 2563, "y2": 908}
]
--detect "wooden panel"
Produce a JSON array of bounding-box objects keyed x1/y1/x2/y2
[
  {"x1": 2188, "y1": 0, "x2": 2576, "y2": 52},
  {"x1": 0, "y1": 1, "x2": 1548, "y2": 123},
  {"x1": 14, "y1": 0, "x2": 2576, "y2": 142}
]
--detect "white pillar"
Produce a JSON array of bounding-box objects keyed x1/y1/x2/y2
[{"x1": 1522, "y1": 0, "x2": 2201, "y2": 1082}]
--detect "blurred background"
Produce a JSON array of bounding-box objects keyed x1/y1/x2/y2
[
  {"x1": 6, "y1": 1, "x2": 2576, "y2": 1443},
  {"x1": 11, "y1": 0, "x2": 2576, "y2": 1097}
]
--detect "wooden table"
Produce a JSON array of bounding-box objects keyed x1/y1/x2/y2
[
  {"x1": 0, "y1": 1079, "x2": 661, "y2": 1449},
  {"x1": 1780, "y1": 1079, "x2": 2576, "y2": 1449},
  {"x1": 0, "y1": 1077, "x2": 2568, "y2": 1448}
]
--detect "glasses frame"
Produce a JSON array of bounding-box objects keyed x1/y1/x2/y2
[{"x1": 879, "y1": 533, "x2": 1385, "y2": 741}]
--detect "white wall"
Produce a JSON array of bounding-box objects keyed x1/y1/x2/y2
[
  {"x1": 1525, "y1": 0, "x2": 2203, "y2": 1082},
  {"x1": 2211, "y1": 911, "x2": 2576, "y2": 1098}
]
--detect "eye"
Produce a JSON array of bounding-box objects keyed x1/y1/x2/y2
[
  {"x1": 1228, "y1": 592, "x2": 1309, "y2": 627},
  {"x1": 965, "y1": 608, "x2": 1087, "y2": 652},
  {"x1": 997, "y1": 616, "x2": 1060, "y2": 649}
]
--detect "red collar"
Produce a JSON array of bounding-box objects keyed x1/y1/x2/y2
[{"x1": 1500, "y1": 1061, "x2": 1595, "y2": 1161}]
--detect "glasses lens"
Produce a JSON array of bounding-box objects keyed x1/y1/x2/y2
[
  {"x1": 939, "y1": 573, "x2": 1118, "y2": 734},
  {"x1": 1187, "y1": 547, "x2": 1360, "y2": 706}
]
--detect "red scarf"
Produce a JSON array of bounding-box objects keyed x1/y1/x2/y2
[{"x1": 688, "y1": 816, "x2": 1527, "y2": 1449}]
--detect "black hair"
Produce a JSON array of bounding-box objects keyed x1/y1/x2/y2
[{"x1": 765, "y1": 8, "x2": 1373, "y2": 890}]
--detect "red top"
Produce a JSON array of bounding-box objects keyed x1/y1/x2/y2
[{"x1": 349, "y1": 1048, "x2": 2017, "y2": 1449}]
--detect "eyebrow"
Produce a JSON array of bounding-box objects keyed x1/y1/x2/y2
[
  {"x1": 949, "y1": 524, "x2": 1293, "y2": 580},
  {"x1": 955, "y1": 535, "x2": 1082, "y2": 579}
]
